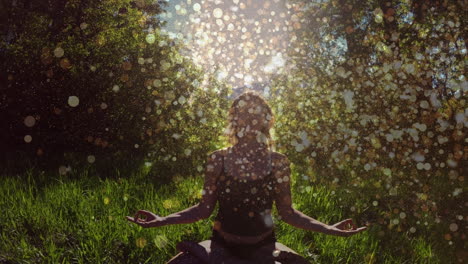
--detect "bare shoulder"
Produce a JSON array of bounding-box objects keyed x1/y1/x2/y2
[
  {"x1": 208, "y1": 147, "x2": 228, "y2": 160},
  {"x1": 271, "y1": 151, "x2": 287, "y2": 160},
  {"x1": 204, "y1": 148, "x2": 228, "y2": 176}
]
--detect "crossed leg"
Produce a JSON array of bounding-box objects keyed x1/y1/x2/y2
[
  {"x1": 166, "y1": 252, "x2": 204, "y2": 264},
  {"x1": 251, "y1": 241, "x2": 310, "y2": 264},
  {"x1": 166, "y1": 240, "x2": 310, "y2": 264},
  {"x1": 167, "y1": 240, "x2": 257, "y2": 264}
]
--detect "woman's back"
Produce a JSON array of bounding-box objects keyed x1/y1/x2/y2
[{"x1": 214, "y1": 146, "x2": 276, "y2": 236}]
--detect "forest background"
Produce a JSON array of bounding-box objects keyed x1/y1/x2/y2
[{"x1": 0, "y1": 0, "x2": 466, "y2": 263}]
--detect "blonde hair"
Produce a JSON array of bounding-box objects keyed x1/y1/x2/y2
[{"x1": 224, "y1": 91, "x2": 275, "y2": 150}]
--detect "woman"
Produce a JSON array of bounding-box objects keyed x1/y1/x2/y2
[{"x1": 126, "y1": 91, "x2": 367, "y2": 263}]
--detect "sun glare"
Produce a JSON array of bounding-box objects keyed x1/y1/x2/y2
[{"x1": 161, "y1": 0, "x2": 300, "y2": 87}]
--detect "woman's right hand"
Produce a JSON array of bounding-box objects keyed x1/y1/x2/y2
[
  {"x1": 126, "y1": 210, "x2": 165, "y2": 228},
  {"x1": 328, "y1": 218, "x2": 368, "y2": 237}
]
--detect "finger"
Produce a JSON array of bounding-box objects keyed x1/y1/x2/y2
[
  {"x1": 135, "y1": 210, "x2": 142, "y2": 216},
  {"x1": 136, "y1": 218, "x2": 149, "y2": 226},
  {"x1": 334, "y1": 220, "x2": 344, "y2": 228},
  {"x1": 343, "y1": 219, "x2": 353, "y2": 230},
  {"x1": 337, "y1": 219, "x2": 353, "y2": 229},
  {"x1": 349, "y1": 227, "x2": 367, "y2": 234},
  {"x1": 136, "y1": 218, "x2": 147, "y2": 223},
  {"x1": 134, "y1": 210, "x2": 148, "y2": 220},
  {"x1": 138, "y1": 210, "x2": 153, "y2": 219},
  {"x1": 345, "y1": 218, "x2": 354, "y2": 226},
  {"x1": 345, "y1": 219, "x2": 357, "y2": 230},
  {"x1": 138, "y1": 210, "x2": 151, "y2": 215},
  {"x1": 341, "y1": 218, "x2": 352, "y2": 225}
]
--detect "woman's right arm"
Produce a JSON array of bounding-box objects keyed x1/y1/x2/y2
[{"x1": 273, "y1": 153, "x2": 366, "y2": 237}]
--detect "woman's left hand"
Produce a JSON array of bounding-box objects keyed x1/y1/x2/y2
[
  {"x1": 126, "y1": 210, "x2": 165, "y2": 228},
  {"x1": 328, "y1": 218, "x2": 368, "y2": 237},
  {"x1": 332, "y1": 218, "x2": 357, "y2": 231}
]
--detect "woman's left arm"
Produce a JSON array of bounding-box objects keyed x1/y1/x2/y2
[{"x1": 126, "y1": 149, "x2": 224, "y2": 228}]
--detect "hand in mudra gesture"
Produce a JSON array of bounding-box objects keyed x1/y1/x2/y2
[
  {"x1": 126, "y1": 210, "x2": 164, "y2": 228},
  {"x1": 329, "y1": 218, "x2": 367, "y2": 237}
]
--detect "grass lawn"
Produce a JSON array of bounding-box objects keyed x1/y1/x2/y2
[{"x1": 0, "y1": 166, "x2": 452, "y2": 263}]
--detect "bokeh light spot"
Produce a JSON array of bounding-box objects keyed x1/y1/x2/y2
[
  {"x1": 24, "y1": 135, "x2": 32, "y2": 143},
  {"x1": 68, "y1": 96, "x2": 80, "y2": 107},
  {"x1": 136, "y1": 237, "x2": 147, "y2": 248},
  {"x1": 193, "y1": 3, "x2": 201, "y2": 12},
  {"x1": 213, "y1": 8, "x2": 223, "y2": 19},
  {"x1": 87, "y1": 155, "x2": 96, "y2": 163},
  {"x1": 449, "y1": 223, "x2": 458, "y2": 232},
  {"x1": 24, "y1": 116, "x2": 36, "y2": 127},
  {"x1": 54, "y1": 47, "x2": 64, "y2": 58},
  {"x1": 146, "y1": 33, "x2": 156, "y2": 44}
]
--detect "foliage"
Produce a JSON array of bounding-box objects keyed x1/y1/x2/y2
[
  {"x1": 0, "y1": 0, "x2": 230, "y2": 178},
  {"x1": 269, "y1": 1, "x2": 466, "y2": 262}
]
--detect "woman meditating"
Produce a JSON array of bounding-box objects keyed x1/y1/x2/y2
[{"x1": 126, "y1": 91, "x2": 367, "y2": 263}]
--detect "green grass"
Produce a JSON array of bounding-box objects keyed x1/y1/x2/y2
[{"x1": 0, "y1": 167, "x2": 458, "y2": 263}]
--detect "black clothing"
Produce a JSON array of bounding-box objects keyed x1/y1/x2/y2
[
  {"x1": 214, "y1": 147, "x2": 276, "y2": 236},
  {"x1": 210, "y1": 229, "x2": 276, "y2": 260},
  {"x1": 210, "y1": 146, "x2": 277, "y2": 259}
]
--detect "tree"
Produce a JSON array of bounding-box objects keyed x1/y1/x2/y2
[
  {"x1": 0, "y1": 0, "x2": 230, "y2": 179},
  {"x1": 270, "y1": 0, "x2": 466, "y2": 261}
]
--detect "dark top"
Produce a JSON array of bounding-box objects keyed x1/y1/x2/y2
[{"x1": 213, "y1": 147, "x2": 276, "y2": 236}]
